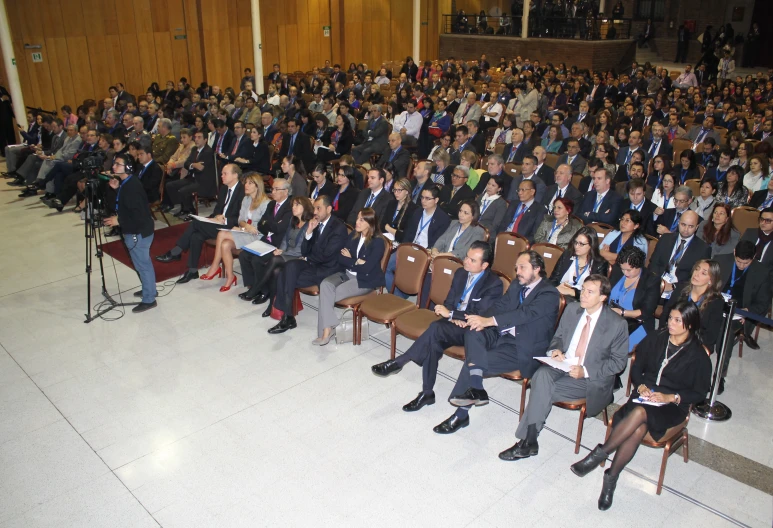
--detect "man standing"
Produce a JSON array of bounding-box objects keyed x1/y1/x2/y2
[
  {"x1": 433, "y1": 251, "x2": 560, "y2": 434},
  {"x1": 102, "y1": 153, "x2": 158, "y2": 313},
  {"x1": 498, "y1": 275, "x2": 628, "y2": 459},
  {"x1": 371, "y1": 243, "x2": 504, "y2": 411}
]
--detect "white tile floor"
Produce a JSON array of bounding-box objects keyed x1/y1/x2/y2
[{"x1": 1, "y1": 174, "x2": 771, "y2": 527}]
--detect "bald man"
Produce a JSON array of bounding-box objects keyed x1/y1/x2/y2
[{"x1": 375, "y1": 132, "x2": 411, "y2": 179}]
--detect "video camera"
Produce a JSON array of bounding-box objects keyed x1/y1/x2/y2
[{"x1": 76, "y1": 150, "x2": 107, "y2": 177}]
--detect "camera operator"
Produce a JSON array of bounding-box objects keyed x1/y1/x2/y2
[{"x1": 103, "y1": 153, "x2": 158, "y2": 313}]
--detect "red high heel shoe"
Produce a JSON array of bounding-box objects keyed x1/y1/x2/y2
[
  {"x1": 200, "y1": 268, "x2": 223, "y2": 281},
  {"x1": 219, "y1": 276, "x2": 237, "y2": 292}
]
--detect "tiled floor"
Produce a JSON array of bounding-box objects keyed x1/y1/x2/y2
[{"x1": 1, "y1": 168, "x2": 771, "y2": 527}]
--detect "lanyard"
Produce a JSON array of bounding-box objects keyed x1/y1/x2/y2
[
  {"x1": 656, "y1": 340, "x2": 686, "y2": 386},
  {"x1": 670, "y1": 238, "x2": 691, "y2": 269},
  {"x1": 313, "y1": 185, "x2": 321, "y2": 199},
  {"x1": 670, "y1": 211, "x2": 682, "y2": 231},
  {"x1": 457, "y1": 272, "x2": 485, "y2": 309},
  {"x1": 548, "y1": 220, "x2": 565, "y2": 241},
  {"x1": 725, "y1": 263, "x2": 748, "y2": 293},
  {"x1": 615, "y1": 233, "x2": 628, "y2": 253},
  {"x1": 333, "y1": 189, "x2": 342, "y2": 209},
  {"x1": 663, "y1": 193, "x2": 672, "y2": 209},
  {"x1": 412, "y1": 182, "x2": 423, "y2": 200},
  {"x1": 115, "y1": 175, "x2": 132, "y2": 213},
  {"x1": 451, "y1": 224, "x2": 467, "y2": 250},
  {"x1": 680, "y1": 168, "x2": 688, "y2": 183},
  {"x1": 392, "y1": 205, "x2": 401, "y2": 222},
  {"x1": 612, "y1": 274, "x2": 638, "y2": 305},
  {"x1": 573, "y1": 258, "x2": 590, "y2": 286},
  {"x1": 414, "y1": 213, "x2": 433, "y2": 242}
]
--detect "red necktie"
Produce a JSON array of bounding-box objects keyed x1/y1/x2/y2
[{"x1": 231, "y1": 137, "x2": 240, "y2": 155}]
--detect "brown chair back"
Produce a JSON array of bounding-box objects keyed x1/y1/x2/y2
[
  {"x1": 493, "y1": 270, "x2": 512, "y2": 291},
  {"x1": 571, "y1": 173, "x2": 583, "y2": 189},
  {"x1": 379, "y1": 236, "x2": 391, "y2": 273},
  {"x1": 645, "y1": 234, "x2": 658, "y2": 268},
  {"x1": 530, "y1": 242, "x2": 564, "y2": 276},
  {"x1": 731, "y1": 206, "x2": 759, "y2": 235},
  {"x1": 427, "y1": 256, "x2": 464, "y2": 307},
  {"x1": 480, "y1": 224, "x2": 490, "y2": 242},
  {"x1": 587, "y1": 222, "x2": 614, "y2": 241},
  {"x1": 493, "y1": 232, "x2": 530, "y2": 279},
  {"x1": 393, "y1": 243, "x2": 431, "y2": 295},
  {"x1": 545, "y1": 152, "x2": 560, "y2": 169},
  {"x1": 684, "y1": 178, "x2": 701, "y2": 196},
  {"x1": 672, "y1": 139, "x2": 693, "y2": 164},
  {"x1": 504, "y1": 163, "x2": 520, "y2": 177},
  {"x1": 555, "y1": 294, "x2": 568, "y2": 331}
]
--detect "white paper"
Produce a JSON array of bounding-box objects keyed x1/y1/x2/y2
[
  {"x1": 242, "y1": 239, "x2": 277, "y2": 257},
  {"x1": 534, "y1": 356, "x2": 579, "y2": 372},
  {"x1": 443, "y1": 268, "x2": 452, "y2": 275},
  {"x1": 190, "y1": 215, "x2": 224, "y2": 225},
  {"x1": 633, "y1": 397, "x2": 667, "y2": 407},
  {"x1": 407, "y1": 256, "x2": 415, "y2": 262},
  {"x1": 383, "y1": 232, "x2": 395, "y2": 241}
]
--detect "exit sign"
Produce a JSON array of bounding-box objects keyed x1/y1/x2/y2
[{"x1": 31, "y1": 52, "x2": 42, "y2": 63}]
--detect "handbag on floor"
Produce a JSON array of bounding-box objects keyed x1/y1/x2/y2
[{"x1": 336, "y1": 308, "x2": 368, "y2": 344}]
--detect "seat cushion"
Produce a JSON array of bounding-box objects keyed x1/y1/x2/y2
[
  {"x1": 360, "y1": 294, "x2": 416, "y2": 322},
  {"x1": 336, "y1": 291, "x2": 376, "y2": 307},
  {"x1": 553, "y1": 399, "x2": 587, "y2": 409},
  {"x1": 395, "y1": 309, "x2": 440, "y2": 340},
  {"x1": 444, "y1": 345, "x2": 465, "y2": 360},
  {"x1": 299, "y1": 285, "x2": 320, "y2": 296},
  {"x1": 500, "y1": 370, "x2": 523, "y2": 381}
]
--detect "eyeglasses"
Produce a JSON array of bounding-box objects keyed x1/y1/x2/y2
[
  {"x1": 760, "y1": 218, "x2": 773, "y2": 224},
  {"x1": 452, "y1": 174, "x2": 468, "y2": 179},
  {"x1": 674, "y1": 198, "x2": 690, "y2": 204},
  {"x1": 574, "y1": 240, "x2": 590, "y2": 246},
  {"x1": 420, "y1": 196, "x2": 435, "y2": 201},
  {"x1": 272, "y1": 187, "x2": 288, "y2": 192}
]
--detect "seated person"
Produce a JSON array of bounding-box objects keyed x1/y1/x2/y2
[
  {"x1": 650, "y1": 173, "x2": 676, "y2": 221},
  {"x1": 421, "y1": 200, "x2": 487, "y2": 304},
  {"x1": 268, "y1": 195, "x2": 349, "y2": 334},
  {"x1": 576, "y1": 168, "x2": 623, "y2": 227},
  {"x1": 156, "y1": 163, "x2": 245, "y2": 283},
  {"x1": 550, "y1": 227, "x2": 610, "y2": 300},
  {"x1": 316, "y1": 114, "x2": 355, "y2": 163},
  {"x1": 314, "y1": 208, "x2": 387, "y2": 345},
  {"x1": 654, "y1": 186, "x2": 694, "y2": 236},
  {"x1": 660, "y1": 259, "x2": 724, "y2": 356},
  {"x1": 330, "y1": 166, "x2": 360, "y2": 222},
  {"x1": 649, "y1": 211, "x2": 710, "y2": 296},
  {"x1": 438, "y1": 165, "x2": 475, "y2": 217},
  {"x1": 608, "y1": 247, "x2": 660, "y2": 351},
  {"x1": 165, "y1": 130, "x2": 217, "y2": 218},
  {"x1": 477, "y1": 174, "x2": 508, "y2": 232},
  {"x1": 232, "y1": 125, "x2": 271, "y2": 174},
  {"x1": 371, "y1": 242, "x2": 504, "y2": 411},
  {"x1": 716, "y1": 241, "x2": 772, "y2": 380},
  {"x1": 309, "y1": 164, "x2": 337, "y2": 200},
  {"x1": 385, "y1": 186, "x2": 450, "y2": 296},
  {"x1": 347, "y1": 167, "x2": 395, "y2": 226},
  {"x1": 433, "y1": 251, "x2": 561, "y2": 434},
  {"x1": 200, "y1": 173, "x2": 271, "y2": 291},
  {"x1": 496, "y1": 179, "x2": 548, "y2": 242},
  {"x1": 498, "y1": 275, "x2": 628, "y2": 462},
  {"x1": 533, "y1": 197, "x2": 583, "y2": 249},
  {"x1": 696, "y1": 203, "x2": 740, "y2": 257},
  {"x1": 569, "y1": 300, "x2": 711, "y2": 511},
  {"x1": 599, "y1": 209, "x2": 649, "y2": 266},
  {"x1": 280, "y1": 154, "x2": 310, "y2": 199},
  {"x1": 381, "y1": 178, "x2": 418, "y2": 243},
  {"x1": 238, "y1": 195, "x2": 313, "y2": 314},
  {"x1": 689, "y1": 179, "x2": 718, "y2": 220},
  {"x1": 715, "y1": 166, "x2": 749, "y2": 209},
  {"x1": 740, "y1": 207, "x2": 773, "y2": 270}
]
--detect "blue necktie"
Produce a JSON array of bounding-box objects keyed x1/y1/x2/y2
[
  {"x1": 289, "y1": 134, "x2": 296, "y2": 155},
  {"x1": 365, "y1": 193, "x2": 375, "y2": 207}
]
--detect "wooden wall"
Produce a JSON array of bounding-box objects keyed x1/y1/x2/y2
[
  {"x1": 260, "y1": 0, "x2": 333, "y2": 74},
  {"x1": 4, "y1": 0, "x2": 253, "y2": 112}
]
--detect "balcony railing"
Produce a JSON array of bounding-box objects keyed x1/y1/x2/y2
[{"x1": 442, "y1": 14, "x2": 632, "y2": 41}]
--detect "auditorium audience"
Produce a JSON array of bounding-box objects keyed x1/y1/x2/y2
[
  {"x1": 550, "y1": 226, "x2": 610, "y2": 299},
  {"x1": 533, "y1": 197, "x2": 583, "y2": 249},
  {"x1": 608, "y1": 246, "x2": 659, "y2": 351},
  {"x1": 696, "y1": 203, "x2": 741, "y2": 257}
]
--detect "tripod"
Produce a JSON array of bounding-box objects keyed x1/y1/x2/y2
[{"x1": 83, "y1": 178, "x2": 129, "y2": 323}]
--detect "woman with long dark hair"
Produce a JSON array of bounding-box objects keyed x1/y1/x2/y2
[
  {"x1": 715, "y1": 165, "x2": 749, "y2": 207},
  {"x1": 570, "y1": 300, "x2": 711, "y2": 510},
  {"x1": 696, "y1": 203, "x2": 740, "y2": 257},
  {"x1": 314, "y1": 208, "x2": 386, "y2": 345},
  {"x1": 599, "y1": 210, "x2": 649, "y2": 265},
  {"x1": 316, "y1": 114, "x2": 354, "y2": 163},
  {"x1": 550, "y1": 226, "x2": 609, "y2": 300},
  {"x1": 281, "y1": 154, "x2": 310, "y2": 199},
  {"x1": 608, "y1": 246, "x2": 660, "y2": 351}
]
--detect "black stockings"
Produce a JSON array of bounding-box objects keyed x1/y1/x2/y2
[{"x1": 601, "y1": 405, "x2": 649, "y2": 477}]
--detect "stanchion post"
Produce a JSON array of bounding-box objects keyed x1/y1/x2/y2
[{"x1": 693, "y1": 299, "x2": 735, "y2": 421}]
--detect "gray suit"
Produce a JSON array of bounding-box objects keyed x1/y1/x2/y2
[
  {"x1": 477, "y1": 195, "x2": 508, "y2": 233},
  {"x1": 515, "y1": 304, "x2": 629, "y2": 439},
  {"x1": 686, "y1": 126, "x2": 721, "y2": 145},
  {"x1": 557, "y1": 153, "x2": 587, "y2": 175},
  {"x1": 36, "y1": 135, "x2": 82, "y2": 182},
  {"x1": 20, "y1": 131, "x2": 66, "y2": 184},
  {"x1": 507, "y1": 174, "x2": 547, "y2": 204},
  {"x1": 433, "y1": 221, "x2": 486, "y2": 260},
  {"x1": 352, "y1": 116, "x2": 390, "y2": 164},
  {"x1": 453, "y1": 102, "x2": 482, "y2": 125}
]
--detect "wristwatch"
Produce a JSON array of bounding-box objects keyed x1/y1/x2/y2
[
  {"x1": 621, "y1": 309, "x2": 626, "y2": 317},
  {"x1": 673, "y1": 393, "x2": 681, "y2": 405}
]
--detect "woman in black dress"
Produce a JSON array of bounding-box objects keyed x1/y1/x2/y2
[
  {"x1": 0, "y1": 84, "x2": 15, "y2": 151},
  {"x1": 330, "y1": 165, "x2": 359, "y2": 223},
  {"x1": 570, "y1": 300, "x2": 711, "y2": 510}
]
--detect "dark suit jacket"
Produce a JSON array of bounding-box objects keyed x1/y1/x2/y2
[
  {"x1": 577, "y1": 189, "x2": 623, "y2": 227},
  {"x1": 502, "y1": 141, "x2": 530, "y2": 165},
  {"x1": 222, "y1": 134, "x2": 251, "y2": 161},
  {"x1": 558, "y1": 137, "x2": 592, "y2": 159},
  {"x1": 716, "y1": 254, "x2": 772, "y2": 318},
  {"x1": 279, "y1": 131, "x2": 315, "y2": 171},
  {"x1": 444, "y1": 268, "x2": 504, "y2": 319},
  {"x1": 301, "y1": 215, "x2": 348, "y2": 276},
  {"x1": 654, "y1": 208, "x2": 688, "y2": 234},
  {"x1": 331, "y1": 185, "x2": 360, "y2": 223},
  {"x1": 438, "y1": 183, "x2": 475, "y2": 216},
  {"x1": 621, "y1": 198, "x2": 657, "y2": 236},
  {"x1": 643, "y1": 139, "x2": 673, "y2": 165},
  {"x1": 184, "y1": 145, "x2": 218, "y2": 198},
  {"x1": 257, "y1": 198, "x2": 293, "y2": 244},
  {"x1": 609, "y1": 265, "x2": 660, "y2": 333},
  {"x1": 547, "y1": 304, "x2": 629, "y2": 416},
  {"x1": 542, "y1": 183, "x2": 584, "y2": 211},
  {"x1": 212, "y1": 182, "x2": 245, "y2": 228},
  {"x1": 137, "y1": 160, "x2": 163, "y2": 203},
  {"x1": 468, "y1": 132, "x2": 486, "y2": 156},
  {"x1": 310, "y1": 181, "x2": 338, "y2": 201},
  {"x1": 403, "y1": 207, "x2": 451, "y2": 248},
  {"x1": 347, "y1": 187, "x2": 395, "y2": 226},
  {"x1": 362, "y1": 117, "x2": 389, "y2": 152},
  {"x1": 382, "y1": 200, "x2": 418, "y2": 241},
  {"x1": 649, "y1": 233, "x2": 711, "y2": 284},
  {"x1": 549, "y1": 254, "x2": 609, "y2": 298},
  {"x1": 535, "y1": 164, "x2": 555, "y2": 187},
  {"x1": 239, "y1": 141, "x2": 271, "y2": 174},
  {"x1": 497, "y1": 201, "x2": 548, "y2": 242},
  {"x1": 336, "y1": 233, "x2": 387, "y2": 289},
  {"x1": 481, "y1": 278, "x2": 561, "y2": 377},
  {"x1": 741, "y1": 229, "x2": 773, "y2": 270},
  {"x1": 375, "y1": 146, "x2": 411, "y2": 179},
  {"x1": 212, "y1": 129, "x2": 235, "y2": 155},
  {"x1": 748, "y1": 190, "x2": 772, "y2": 210}
]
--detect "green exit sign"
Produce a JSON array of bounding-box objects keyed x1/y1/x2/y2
[{"x1": 174, "y1": 35, "x2": 187, "y2": 40}]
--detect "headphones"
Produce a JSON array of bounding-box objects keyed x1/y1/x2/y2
[{"x1": 115, "y1": 153, "x2": 134, "y2": 173}]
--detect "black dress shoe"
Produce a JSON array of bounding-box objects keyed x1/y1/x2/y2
[
  {"x1": 132, "y1": 301, "x2": 157, "y2": 313},
  {"x1": 239, "y1": 290, "x2": 260, "y2": 301},
  {"x1": 251, "y1": 293, "x2": 270, "y2": 305},
  {"x1": 268, "y1": 315, "x2": 297, "y2": 333},
  {"x1": 133, "y1": 291, "x2": 157, "y2": 298},
  {"x1": 173, "y1": 209, "x2": 190, "y2": 218},
  {"x1": 744, "y1": 335, "x2": 760, "y2": 350},
  {"x1": 261, "y1": 304, "x2": 273, "y2": 317},
  {"x1": 371, "y1": 359, "x2": 403, "y2": 377},
  {"x1": 570, "y1": 444, "x2": 608, "y2": 477},
  {"x1": 18, "y1": 188, "x2": 37, "y2": 197},
  {"x1": 449, "y1": 387, "x2": 489, "y2": 407},
  {"x1": 176, "y1": 270, "x2": 199, "y2": 284},
  {"x1": 155, "y1": 251, "x2": 181, "y2": 263},
  {"x1": 43, "y1": 198, "x2": 64, "y2": 212},
  {"x1": 598, "y1": 469, "x2": 619, "y2": 511},
  {"x1": 39, "y1": 192, "x2": 55, "y2": 200},
  {"x1": 160, "y1": 204, "x2": 174, "y2": 213},
  {"x1": 8, "y1": 178, "x2": 25, "y2": 186},
  {"x1": 433, "y1": 415, "x2": 469, "y2": 434},
  {"x1": 499, "y1": 439, "x2": 539, "y2": 460},
  {"x1": 403, "y1": 392, "x2": 435, "y2": 412}
]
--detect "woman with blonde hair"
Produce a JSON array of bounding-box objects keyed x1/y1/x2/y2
[
  {"x1": 314, "y1": 208, "x2": 386, "y2": 345},
  {"x1": 200, "y1": 172, "x2": 271, "y2": 291},
  {"x1": 459, "y1": 149, "x2": 481, "y2": 189}
]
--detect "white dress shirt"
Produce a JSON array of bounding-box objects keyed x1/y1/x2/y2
[{"x1": 559, "y1": 306, "x2": 603, "y2": 377}]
